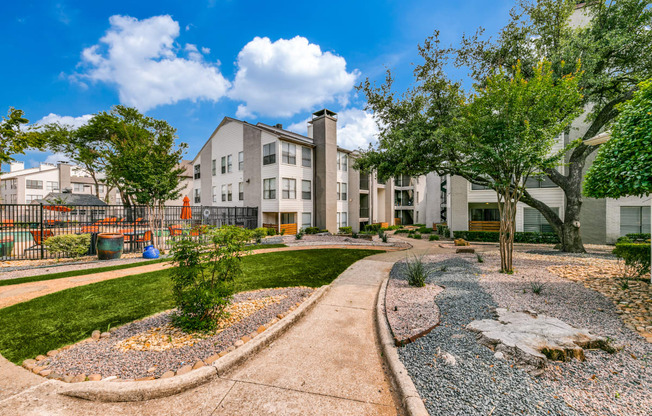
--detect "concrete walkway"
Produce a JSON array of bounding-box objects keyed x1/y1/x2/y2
[
  {"x1": 0, "y1": 245, "x2": 401, "y2": 309},
  {"x1": 0, "y1": 237, "x2": 437, "y2": 415}
]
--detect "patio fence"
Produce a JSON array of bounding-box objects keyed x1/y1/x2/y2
[{"x1": 0, "y1": 204, "x2": 258, "y2": 261}]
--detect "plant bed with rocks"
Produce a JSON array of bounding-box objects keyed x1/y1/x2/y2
[
  {"x1": 22, "y1": 287, "x2": 312, "y2": 382},
  {"x1": 393, "y1": 251, "x2": 652, "y2": 416}
]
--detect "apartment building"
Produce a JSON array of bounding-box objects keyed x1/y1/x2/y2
[
  {"x1": 192, "y1": 109, "x2": 415, "y2": 233},
  {"x1": 0, "y1": 162, "x2": 118, "y2": 204},
  {"x1": 0, "y1": 160, "x2": 193, "y2": 207}
]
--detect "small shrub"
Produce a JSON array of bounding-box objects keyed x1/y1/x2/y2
[
  {"x1": 613, "y1": 243, "x2": 651, "y2": 280},
  {"x1": 440, "y1": 266, "x2": 447, "y2": 272},
  {"x1": 417, "y1": 226, "x2": 433, "y2": 234},
  {"x1": 395, "y1": 229, "x2": 410, "y2": 234},
  {"x1": 616, "y1": 236, "x2": 633, "y2": 244},
  {"x1": 530, "y1": 282, "x2": 545, "y2": 295},
  {"x1": 339, "y1": 226, "x2": 353, "y2": 234},
  {"x1": 169, "y1": 226, "x2": 254, "y2": 331},
  {"x1": 476, "y1": 253, "x2": 484, "y2": 263},
  {"x1": 429, "y1": 234, "x2": 440, "y2": 241},
  {"x1": 405, "y1": 255, "x2": 427, "y2": 287},
  {"x1": 296, "y1": 229, "x2": 304, "y2": 240},
  {"x1": 352, "y1": 232, "x2": 358, "y2": 238},
  {"x1": 253, "y1": 227, "x2": 268, "y2": 243},
  {"x1": 44, "y1": 234, "x2": 91, "y2": 258},
  {"x1": 625, "y1": 233, "x2": 651, "y2": 243},
  {"x1": 364, "y1": 223, "x2": 382, "y2": 232},
  {"x1": 436, "y1": 224, "x2": 450, "y2": 237},
  {"x1": 265, "y1": 227, "x2": 277, "y2": 236},
  {"x1": 279, "y1": 227, "x2": 286, "y2": 236},
  {"x1": 620, "y1": 277, "x2": 630, "y2": 290},
  {"x1": 452, "y1": 230, "x2": 560, "y2": 244},
  {"x1": 304, "y1": 227, "x2": 320, "y2": 234},
  {"x1": 381, "y1": 225, "x2": 401, "y2": 231},
  {"x1": 412, "y1": 233, "x2": 422, "y2": 239},
  {"x1": 381, "y1": 232, "x2": 388, "y2": 243}
]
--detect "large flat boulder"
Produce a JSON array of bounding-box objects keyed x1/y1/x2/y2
[
  {"x1": 467, "y1": 308, "x2": 613, "y2": 372},
  {"x1": 385, "y1": 279, "x2": 443, "y2": 346}
]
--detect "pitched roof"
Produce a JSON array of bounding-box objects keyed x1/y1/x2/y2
[{"x1": 32, "y1": 193, "x2": 107, "y2": 206}]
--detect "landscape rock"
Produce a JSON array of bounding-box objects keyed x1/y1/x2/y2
[
  {"x1": 467, "y1": 308, "x2": 613, "y2": 371},
  {"x1": 71, "y1": 374, "x2": 86, "y2": 383},
  {"x1": 160, "y1": 371, "x2": 174, "y2": 379},
  {"x1": 175, "y1": 365, "x2": 192, "y2": 376},
  {"x1": 46, "y1": 350, "x2": 58, "y2": 357},
  {"x1": 87, "y1": 374, "x2": 102, "y2": 381},
  {"x1": 35, "y1": 355, "x2": 46, "y2": 361},
  {"x1": 91, "y1": 330, "x2": 100, "y2": 340},
  {"x1": 456, "y1": 247, "x2": 475, "y2": 254},
  {"x1": 454, "y1": 238, "x2": 470, "y2": 246},
  {"x1": 100, "y1": 332, "x2": 110, "y2": 339},
  {"x1": 192, "y1": 360, "x2": 204, "y2": 370}
]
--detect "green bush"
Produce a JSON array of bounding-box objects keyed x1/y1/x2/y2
[
  {"x1": 339, "y1": 226, "x2": 353, "y2": 234},
  {"x1": 613, "y1": 243, "x2": 651, "y2": 280},
  {"x1": 452, "y1": 230, "x2": 559, "y2": 244},
  {"x1": 253, "y1": 227, "x2": 268, "y2": 243},
  {"x1": 44, "y1": 234, "x2": 91, "y2": 258},
  {"x1": 417, "y1": 227, "x2": 433, "y2": 234},
  {"x1": 405, "y1": 255, "x2": 427, "y2": 287},
  {"x1": 169, "y1": 226, "x2": 254, "y2": 331},
  {"x1": 394, "y1": 229, "x2": 410, "y2": 234},
  {"x1": 381, "y1": 225, "x2": 401, "y2": 231},
  {"x1": 436, "y1": 224, "x2": 450, "y2": 237},
  {"x1": 265, "y1": 227, "x2": 277, "y2": 236},
  {"x1": 412, "y1": 223, "x2": 425, "y2": 227},
  {"x1": 429, "y1": 234, "x2": 439, "y2": 241},
  {"x1": 304, "y1": 227, "x2": 320, "y2": 234},
  {"x1": 364, "y1": 224, "x2": 382, "y2": 232},
  {"x1": 296, "y1": 229, "x2": 304, "y2": 240},
  {"x1": 625, "y1": 233, "x2": 651, "y2": 242},
  {"x1": 412, "y1": 233, "x2": 422, "y2": 239},
  {"x1": 616, "y1": 236, "x2": 633, "y2": 244}
]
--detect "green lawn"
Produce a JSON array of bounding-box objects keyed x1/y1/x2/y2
[
  {"x1": 0, "y1": 244, "x2": 287, "y2": 288},
  {"x1": 0, "y1": 248, "x2": 378, "y2": 364}
]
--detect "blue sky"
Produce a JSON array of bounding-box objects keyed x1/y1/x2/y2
[{"x1": 2, "y1": 0, "x2": 514, "y2": 168}]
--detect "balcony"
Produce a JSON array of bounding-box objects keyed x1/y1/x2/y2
[{"x1": 359, "y1": 207, "x2": 369, "y2": 218}]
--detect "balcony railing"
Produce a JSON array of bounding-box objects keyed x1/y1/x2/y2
[{"x1": 469, "y1": 221, "x2": 500, "y2": 232}]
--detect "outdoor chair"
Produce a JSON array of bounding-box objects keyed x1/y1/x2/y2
[
  {"x1": 25, "y1": 229, "x2": 55, "y2": 253},
  {"x1": 168, "y1": 225, "x2": 183, "y2": 237},
  {"x1": 127, "y1": 230, "x2": 152, "y2": 250},
  {"x1": 1, "y1": 220, "x2": 14, "y2": 229}
]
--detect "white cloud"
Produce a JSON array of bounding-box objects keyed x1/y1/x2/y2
[
  {"x1": 229, "y1": 36, "x2": 358, "y2": 118},
  {"x1": 35, "y1": 113, "x2": 93, "y2": 128},
  {"x1": 44, "y1": 152, "x2": 71, "y2": 164},
  {"x1": 76, "y1": 15, "x2": 230, "y2": 111},
  {"x1": 287, "y1": 108, "x2": 379, "y2": 150}
]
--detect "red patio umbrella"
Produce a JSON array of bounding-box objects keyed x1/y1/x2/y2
[{"x1": 180, "y1": 196, "x2": 192, "y2": 220}]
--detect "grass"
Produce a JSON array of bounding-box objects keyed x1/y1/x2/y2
[
  {"x1": 0, "y1": 244, "x2": 287, "y2": 288},
  {"x1": 0, "y1": 248, "x2": 378, "y2": 364}
]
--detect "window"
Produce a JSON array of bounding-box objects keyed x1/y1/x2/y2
[
  {"x1": 239, "y1": 182, "x2": 244, "y2": 201},
  {"x1": 212, "y1": 159, "x2": 217, "y2": 176},
  {"x1": 221, "y1": 185, "x2": 227, "y2": 202},
  {"x1": 337, "y1": 212, "x2": 348, "y2": 228},
  {"x1": 302, "y1": 180, "x2": 311, "y2": 200},
  {"x1": 238, "y1": 151, "x2": 244, "y2": 170},
  {"x1": 26, "y1": 194, "x2": 41, "y2": 203},
  {"x1": 416, "y1": 192, "x2": 419, "y2": 204},
  {"x1": 337, "y1": 182, "x2": 341, "y2": 200},
  {"x1": 263, "y1": 143, "x2": 276, "y2": 165},
  {"x1": 221, "y1": 156, "x2": 226, "y2": 174},
  {"x1": 282, "y1": 142, "x2": 296, "y2": 164},
  {"x1": 525, "y1": 175, "x2": 557, "y2": 188},
  {"x1": 227, "y1": 184, "x2": 232, "y2": 201},
  {"x1": 227, "y1": 154, "x2": 233, "y2": 173},
  {"x1": 471, "y1": 208, "x2": 500, "y2": 221},
  {"x1": 523, "y1": 207, "x2": 559, "y2": 233},
  {"x1": 341, "y1": 183, "x2": 348, "y2": 200},
  {"x1": 46, "y1": 181, "x2": 59, "y2": 191},
  {"x1": 360, "y1": 174, "x2": 369, "y2": 191},
  {"x1": 395, "y1": 190, "x2": 414, "y2": 206},
  {"x1": 302, "y1": 147, "x2": 311, "y2": 167},
  {"x1": 301, "y1": 212, "x2": 311, "y2": 229},
  {"x1": 194, "y1": 164, "x2": 201, "y2": 179},
  {"x1": 212, "y1": 186, "x2": 217, "y2": 203},
  {"x1": 341, "y1": 153, "x2": 347, "y2": 171},
  {"x1": 263, "y1": 178, "x2": 276, "y2": 199},
  {"x1": 395, "y1": 175, "x2": 411, "y2": 187},
  {"x1": 337, "y1": 152, "x2": 348, "y2": 171},
  {"x1": 281, "y1": 213, "x2": 295, "y2": 224},
  {"x1": 194, "y1": 188, "x2": 201, "y2": 203},
  {"x1": 282, "y1": 178, "x2": 296, "y2": 199},
  {"x1": 73, "y1": 183, "x2": 89, "y2": 193},
  {"x1": 26, "y1": 180, "x2": 43, "y2": 189},
  {"x1": 620, "y1": 206, "x2": 651, "y2": 235},
  {"x1": 471, "y1": 183, "x2": 490, "y2": 190}
]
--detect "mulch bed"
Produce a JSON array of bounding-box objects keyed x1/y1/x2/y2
[{"x1": 40, "y1": 287, "x2": 313, "y2": 380}]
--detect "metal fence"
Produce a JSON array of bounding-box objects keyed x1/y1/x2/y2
[{"x1": 0, "y1": 204, "x2": 258, "y2": 261}]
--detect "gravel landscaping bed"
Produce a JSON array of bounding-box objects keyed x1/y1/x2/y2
[
  {"x1": 479, "y1": 251, "x2": 652, "y2": 416},
  {"x1": 39, "y1": 287, "x2": 313, "y2": 380},
  {"x1": 0, "y1": 253, "x2": 154, "y2": 278},
  {"x1": 283, "y1": 234, "x2": 411, "y2": 248},
  {"x1": 394, "y1": 254, "x2": 578, "y2": 416},
  {"x1": 393, "y1": 250, "x2": 651, "y2": 415}
]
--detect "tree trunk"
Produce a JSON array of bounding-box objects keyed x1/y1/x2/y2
[{"x1": 497, "y1": 190, "x2": 516, "y2": 273}]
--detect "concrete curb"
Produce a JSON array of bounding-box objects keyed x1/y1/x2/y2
[
  {"x1": 59, "y1": 284, "x2": 331, "y2": 402},
  {"x1": 376, "y1": 276, "x2": 429, "y2": 416}
]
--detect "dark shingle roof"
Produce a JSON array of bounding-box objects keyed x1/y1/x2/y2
[{"x1": 32, "y1": 193, "x2": 108, "y2": 206}]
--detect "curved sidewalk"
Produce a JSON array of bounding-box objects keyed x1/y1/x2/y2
[{"x1": 0, "y1": 238, "x2": 436, "y2": 415}]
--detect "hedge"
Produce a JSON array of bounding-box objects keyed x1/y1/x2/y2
[
  {"x1": 613, "y1": 243, "x2": 651, "y2": 279},
  {"x1": 626, "y1": 233, "x2": 651, "y2": 242},
  {"x1": 452, "y1": 230, "x2": 560, "y2": 244}
]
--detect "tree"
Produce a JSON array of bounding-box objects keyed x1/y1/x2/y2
[
  {"x1": 0, "y1": 108, "x2": 46, "y2": 201},
  {"x1": 357, "y1": 59, "x2": 582, "y2": 272},
  {"x1": 584, "y1": 78, "x2": 652, "y2": 199},
  {"x1": 102, "y1": 106, "x2": 188, "y2": 249},
  {"x1": 455, "y1": 0, "x2": 652, "y2": 252}
]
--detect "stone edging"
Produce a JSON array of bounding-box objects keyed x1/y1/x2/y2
[
  {"x1": 58, "y1": 284, "x2": 331, "y2": 402},
  {"x1": 376, "y1": 276, "x2": 429, "y2": 416}
]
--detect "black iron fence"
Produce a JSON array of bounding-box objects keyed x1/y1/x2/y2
[{"x1": 0, "y1": 204, "x2": 258, "y2": 261}]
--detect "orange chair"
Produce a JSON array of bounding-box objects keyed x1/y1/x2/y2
[
  {"x1": 26, "y1": 229, "x2": 55, "y2": 253},
  {"x1": 1, "y1": 220, "x2": 14, "y2": 229},
  {"x1": 131, "y1": 230, "x2": 152, "y2": 249},
  {"x1": 168, "y1": 225, "x2": 183, "y2": 237}
]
